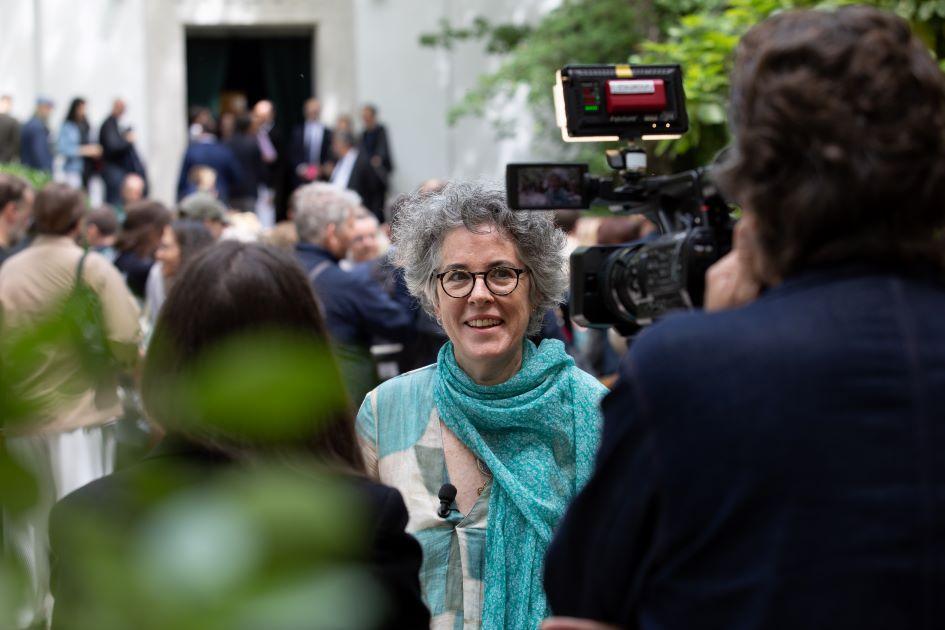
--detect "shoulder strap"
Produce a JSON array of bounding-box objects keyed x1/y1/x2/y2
[
  {"x1": 307, "y1": 260, "x2": 332, "y2": 283},
  {"x1": 74, "y1": 249, "x2": 91, "y2": 289}
]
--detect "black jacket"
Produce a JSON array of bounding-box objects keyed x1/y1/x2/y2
[
  {"x1": 225, "y1": 132, "x2": 264, "y2": 199},
  {"x1": 290, "y1": 122, "x2": 333, "y2": 168},
  {"x1": 360, "y1": 125, "x2": 393, "y2": 174},
  {"x1": 342, "y1": 150, "x2": 387, "y2": 222},
  {"x1": 50, "y1": 438, "x2": 430, "y2": 630},
  {"x1": 545, "y1": 266, "x2": 945, "y2": 629},
  {"x1": 99, "y1": 114, "x2": 132, "y2": 166}
]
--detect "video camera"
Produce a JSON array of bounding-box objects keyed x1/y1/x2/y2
[{"x1": 506, "y1": 64, "x2": 732, "y2": 334}]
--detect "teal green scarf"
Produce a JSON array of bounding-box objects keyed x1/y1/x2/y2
[{"x1": 433, "y1": 338, "x2": 605, "y2": 629}]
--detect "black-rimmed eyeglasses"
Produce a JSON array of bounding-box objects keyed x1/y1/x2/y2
[{"x1": 435, "y1": 266, "x2": 527, "y2": 298}]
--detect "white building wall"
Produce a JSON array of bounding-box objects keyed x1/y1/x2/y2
[
  {"x1": 0, "y1": 0, "x2": 150, "y2": 167},
  {"x1": 0, "y1": 1, "x2": 40, "y2": 121},
  {"x1": 353, "y1": 0, "x2": 552, "y2": 194},
  {"x1": 1, "y1": 0, "x2": 554, "y2": 204}
]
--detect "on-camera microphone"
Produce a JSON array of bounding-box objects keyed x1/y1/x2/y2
[{"x1": 437, "y1": 483, "x2": 457, "y2": 518}]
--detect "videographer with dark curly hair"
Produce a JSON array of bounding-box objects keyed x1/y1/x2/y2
[{"x1": 542, "y1": 7, "x2": 945, "y2": 630}]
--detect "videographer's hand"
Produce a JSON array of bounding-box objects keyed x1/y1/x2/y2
[{"x1": 704, "y1": 214, "x2": 764, "y2": 312}]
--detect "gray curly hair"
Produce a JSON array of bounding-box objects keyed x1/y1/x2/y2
[{"x1": 391, "y1": 181, "x2": 567, "y2": 335}]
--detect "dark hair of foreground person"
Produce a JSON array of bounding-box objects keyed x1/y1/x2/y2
[
  {"x1": 716, "y1": 5, "x2": 945, "y2": 278},
  {"x1": 49, "y1": 242, "x2": 429, "y2": 630},
  {"x1": 141, "y1": 240, "x2": 365, "y2": 470}
]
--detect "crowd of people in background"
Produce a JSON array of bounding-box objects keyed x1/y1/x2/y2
[
  {"x1": 0, "y1": 90, "x2": 629, "y2": 629},
  {"x1": 0, "y1": 92, "x2": 394, "y2": 231}
]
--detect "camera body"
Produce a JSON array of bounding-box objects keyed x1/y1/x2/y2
[{"x1": 506, "y1": 64, "x2": 732, "y2": 332}]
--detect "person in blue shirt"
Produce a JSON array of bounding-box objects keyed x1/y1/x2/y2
[
  {"x1": 57, "y1": 98, "x2": 102, "y2": 190},
  {"x1": 20, "y1": 97, "x2": 55, "y2": 172},
  {"x1": 292, "y1": 183, "x2": 415, "y2": 404}
]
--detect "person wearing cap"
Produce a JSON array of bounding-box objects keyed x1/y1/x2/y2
[
  {"x1": 178, "y1": 191, "x2": 229, "y2": 240},
  {"x1": 20, "y1": 97, "x2": 55, "y2": 172}
]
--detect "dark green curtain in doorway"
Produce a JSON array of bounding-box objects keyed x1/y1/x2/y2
[
  {"x1": 186, "y1": 39, "x2": 229, "y2": 113},
  {"x1": 261, "y1": 38, "x2": 312, "y2": 130}
]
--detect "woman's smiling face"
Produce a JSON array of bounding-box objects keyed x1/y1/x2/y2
[{"x1": 434, "y1": 225, "x2": 532, "y2": 385}]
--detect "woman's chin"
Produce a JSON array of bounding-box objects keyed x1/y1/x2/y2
[{"x1": 455, "y1": 338, "x2": 520, "y2": 370}]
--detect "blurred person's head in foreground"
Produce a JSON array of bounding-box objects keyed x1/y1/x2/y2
[
  {"x1": 348, "y1": 212, "x2": 380, "y2": 263},
  {"x1": 142, "y1": 241, "x2": 364, "y2": 471},
  {"x1": 33, "y1": 183, "x2": 84, "y2": 237},
  {"x1": 155, "y1": 219, "x2": 214, "y2": 283},
  {"x1": 293, "y1": 183, "x2": 362, "y2": 259},
  {"x1": 0, "y1": 173, "x2": 34, "y2": 247},
  {"x1": 116, "y1": 200, "x2": 171, "y2": 258},
  {"x1": 179, "y1": 191, "x2": 228, "y2": 240},
  {"x1": 716, "y1": 6, "x2": 945, "y2": 282},
  {"x1": 120, "y1": 173, "x2": 146, "y2": 207},
  {"x1": 83, "y1": 205, "x2": 119, "y2": 250},
  {"x1": 0, "y1": 95, "x2": 12, "y2": 114}
]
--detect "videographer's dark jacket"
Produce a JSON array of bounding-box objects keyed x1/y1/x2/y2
[{"x1": 544, "y1": 265, "x2": 945, "y2": 629}]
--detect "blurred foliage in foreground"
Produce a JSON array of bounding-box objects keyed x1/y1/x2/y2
[
  {"x1": 421, "y1": 0, "x2": 945, "y2": 168},
  {"x1": 1, "y1": 297, "x2": 380, "y2": 628},
  {"x1": 0, "y1": 163, "x2": 52, "y2": 190},
  {"x1": 51, "y1": 465, "x2": 382, "y2": 630}
]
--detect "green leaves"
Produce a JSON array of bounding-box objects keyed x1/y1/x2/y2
[
  {"x1": 51, "y1": 466, "x2": 381, "y2": 630},
  {"x1": 0, "y1": 163, "x2": 52, "y2": 189},
  {"x1": 422, "y1": 0, "x2": 945, "y2": 169},
  {"x1": 1, "y1": 309, "x2": 367, "y2": 627},
  {"x1": 174, "y1": 331, "x2": 347, "y2": 443}
]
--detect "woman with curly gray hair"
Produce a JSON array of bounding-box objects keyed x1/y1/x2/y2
[{"x1": 355, "y1": 181, "x2": 606, "y2": 629}]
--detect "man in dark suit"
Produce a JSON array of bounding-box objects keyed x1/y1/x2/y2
[
  {"x1": 0, "y1": 95, "x2": 21, "y2": 163},
  {"x1": 329, "y1": 131, "x2": 386, "y2": 223},
  {"x1": 100, "y1": 99, "x2": 147, "y2": 205},
  {"x1": 251, "y1": 99, "x2": 288, "y2": 222},
  {"x1": 19, "y1": 97, "x2": 54, "y2": 172},
  {"x1": 176, "y1": 118, "x2": 243, "y2": 204},
  {"x1": 359, "y1": 105, "x2": 392, "y2": 173},
  {"x1": 359, "y1": 104, "x2": 393, "y2": 217},
  {"x1": 293, "y1": 183, "x2": 415, "y2": 404},
  {"x1": 544, "y1": 8, "x2": 945, "y2": 630},
  {"x1": 289, "y1": 98, "x2": 333, "y2": 190},
  {"x1": 224, "y1": 114, "x2": 263, "y2": 213}
]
